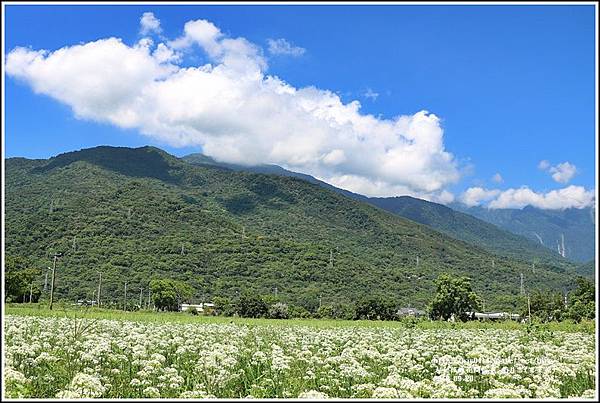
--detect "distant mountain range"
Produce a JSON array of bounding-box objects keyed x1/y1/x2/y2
[
  {"x1": 5, "y1": 146, "x2": 585, "y2": 311},
  {"x1": 450, "y1": 204, "x2": 595, "y2": 263},
  {"x1": 183, "y1": 153, "x2": 594, "y2": 267}
]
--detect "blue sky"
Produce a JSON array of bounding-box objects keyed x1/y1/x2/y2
[{"x1": 4, "y1": 4, "x2": 596, "y2": 208}]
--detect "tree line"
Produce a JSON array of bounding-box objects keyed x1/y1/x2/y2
[{"x1": 8, "y1": 255, "x2": 592, "y2": 324}]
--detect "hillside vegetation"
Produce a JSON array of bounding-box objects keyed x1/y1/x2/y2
[
  {"x1": 182, "y1": 153, "x2": 573, "y2": 267},
  {"x1": 5, "y1": 146, "x2": 580, "y2": 311}
]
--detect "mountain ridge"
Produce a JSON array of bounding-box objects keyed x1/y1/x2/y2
[
  {"x1": 182, "y1": 153, "x2": 585, "y2": 267},
  {"x1": 5, "y1": 146, "x2": 582, "y2": 311}
]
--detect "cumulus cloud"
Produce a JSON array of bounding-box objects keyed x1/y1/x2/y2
[
  {"x1": 267, "y1": 38, "x2": 305, "y2": 57},
  {"x1": 459, "y1": 187, "x2": 501, "y2": 207},
  {"x1": 491, "y1": 173, "x2": 503, "y2": 184},
  {"x1": 548, "y1": 162, "x2": 577, "y2": 184},
  {"x1": 460, "y1": 185, "x2": 594, "y2": 210},
  {"x1": 140, "y1": 12, "x2": 161, "y2": 35},
  {"x1": 538, "y1": 160, "x2": 578, "y2": 184},
  {"x1": 6, "y1": 15, "x2": 463, "y2": 201}
]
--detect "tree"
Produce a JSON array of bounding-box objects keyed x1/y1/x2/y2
[
  {"x1": 522, "y1": 290, "x2": 564, "y2": 322},
  {"x1": 237, "y1": 291, "x2": 268, "y2": 318},
  {"x1": 567, "y1": 277, "x2": 595, "y2": 322},
  {"x1": 268, "y1": 302, "x2": 289, "y2": 319},
  {"x1": 5, "y1": 256, "x2": 41, "y2": 303},
  {"x1": 212, "y1": 296, "x2": 236, "y2": 316},
  {"x1": 150, "y1": 279, "x2": 194, "y2": 311},
  {"x1": 428, "y1": 273, "x2": 481, "y2": 321},
  {"x1": 355, "y1": 296, "x2": 397, "y2": 320}
]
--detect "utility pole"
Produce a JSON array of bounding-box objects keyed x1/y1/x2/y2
[
  {"x1": 49, "y1": 253, "x2": 61, "y2": 310},
  {"x1": 520, "y1": 273, "x2": 525, "y2": 295},
  {"x1": 97, "y1": 272, "x2": 102, "y2": 307},
  {"x1": 124, "y1": 281, "x2": 128, "y2": 311}
]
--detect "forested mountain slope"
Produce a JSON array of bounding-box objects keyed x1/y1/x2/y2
[
  {"x1": 5, "y1": 146, "x2": 579, "y2": 310},
  {"x1": 183, "y1": 153, "x2": 573, "y2": 267}
]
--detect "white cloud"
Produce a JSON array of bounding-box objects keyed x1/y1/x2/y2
[
  {"x1": 548, "y1": 162, "x2": 577, "y2": 184},
  {"x1": 538, "y1": 160, "x2": 550, "y2": 170},
  {"x1": 364, "y1": 88, "x2": 379, "y2": 101},
  {"x1": 460, "y1": 185, "x2": 594, "y2": 210},
  {"x1": 538, "y1": 160, "x2": 578, "y2": 184},
  {"x1": 491, "y1": 173, "x2": 503, "y2": 184},
  {"x1": 140, "y1": 12, "x2": 162, "y2": 35},
  {"x1": 6, "y1": 15, "x2": 462, "y2": 199},
  {"x1": 267, "y1": 38, "x2": 305, "y2": 57},
  {"x1": 459, "y1": 187, "x2": 501, "y2": 207}
]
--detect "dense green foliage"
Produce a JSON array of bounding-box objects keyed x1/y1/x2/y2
[
  {"x1": 237, "y1": 291, "x2": 269, "y2": 318},
  {"x1": 4, "y1": 256, "x2": 42, "y2": 303},
  {"x1": 354, "y1": 296, "x2": 398, "y2": 320},
  {"x1": 522, "y1": 277, "x2": 595, "y2": 323},
  {"x1": 183, "y1": 153, "x2": 576, "y2": 266},
  {"x1": 566, "y1": 277, "x2": 595, "y2": 322},
  {"x1": 428, "y1": 274, "x2": 482, "y2": 321},
  {"x1": 150, "y1": 279, "x2": 195, "y2": 311},
  {"x1": 5, "y1": 146, "x2": 583, "y2": 312},
  {"x1": 452, "y1": 204, "x2": 595, "y2": 263}
]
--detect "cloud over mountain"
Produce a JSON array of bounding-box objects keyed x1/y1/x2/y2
[
  {"x1": 460, "y1": 185, "x2": 594, "y2": 210},
  {"x1": 6, "y1": 15, "x2": 461, "y2": 201}
]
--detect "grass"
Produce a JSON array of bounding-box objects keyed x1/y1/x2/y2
[{"x1": 4, "y1": 303, "x2": 595, "y2": 333}]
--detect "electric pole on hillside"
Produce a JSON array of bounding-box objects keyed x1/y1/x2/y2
[
  {"x1": 520, "y1": 273, "x2": 525, "y2": 295},
  {"x1": 97, "y1": 272, "x2": 102, "y2": 307},
  {"x1": 49, "y1": 253, "x2": 61, "y2": 310},
  {"x1": 124, "y1": 281, "x2": 128, "y2": 311}
]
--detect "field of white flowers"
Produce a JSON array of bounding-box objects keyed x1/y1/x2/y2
[{"x1": 3, "y1": 314, "x2": 596, "y2": 399}]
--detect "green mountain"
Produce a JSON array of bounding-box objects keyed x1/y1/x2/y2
[
  {"x1": 182, "y1": 153, "x2": 570, "y2": 267},
  {"x1": 5, "y1": 146, "x2": 579, "y2": 311},
  {"x1": 451, "y1": 204, "x2": 596, "y2": 263}
]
